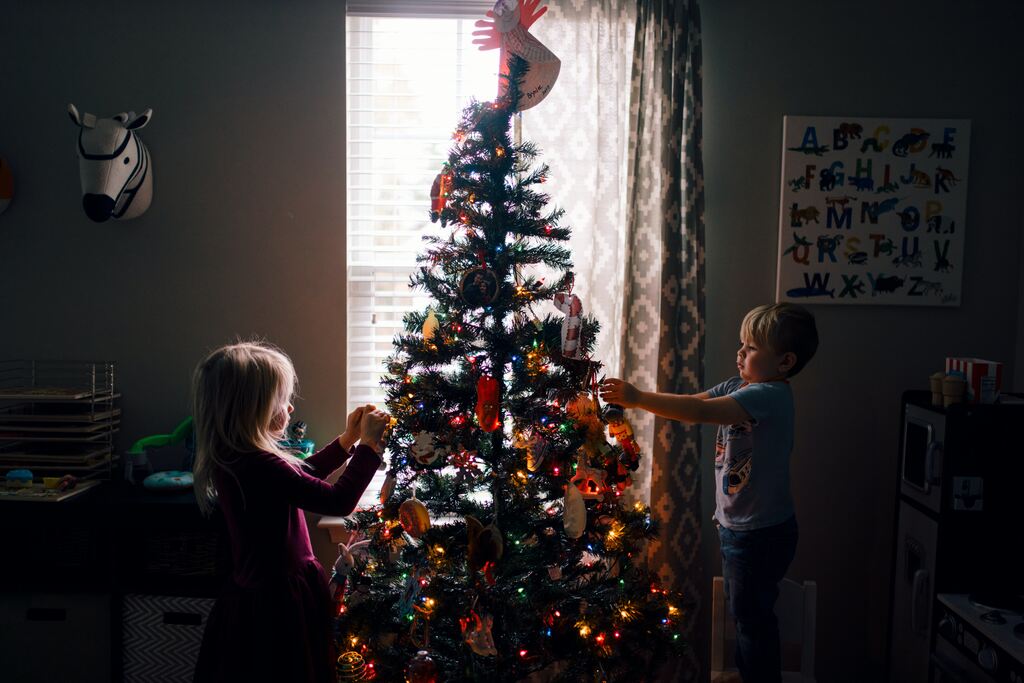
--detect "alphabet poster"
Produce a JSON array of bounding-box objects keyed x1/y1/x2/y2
[{"x1": 776, "y1": 116, "x2": 970, "y2": 306}]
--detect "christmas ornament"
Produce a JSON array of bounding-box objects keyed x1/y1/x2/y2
[
  {"x1": 422, "y1": 309, "x2": 439, "y2": 343},
  {"x1": 460, "y1": 266, "x2": 501, "y2": 307},
  {"x1": 378, "y1": 473, "x2": 397, "y2": 504},
  {"x1": 406, "y1": 650, "x2": 439, "y2": 683},
  {"x1": 410, "y1": 431, "x2": 449, "y2": 466},
  {"x1": 552, "y1": 292, "x2": 582, "y2": 358},
  {"x1": 399, "y1": 495, "x2": 431, "y2": 538},
  {"x1": 604, "y1": 403, "x2": 641, "y2": 471},
  {"x1": 563, "y1": 482, "x2": 586, "y2": 539},
  {"x1": 567, "y1": 393, "x2": 610, "y2": 460},
  {"x1": 473, "y1": 0, "x2": 560, "y2": 111},
  {"x1": 336, "y1": 651, "x2": 369, "y2": 681},
  {"x1": 460, "y1": 610, "x2": 498, "y2": 656},
  {"x1": 476, "y1": 375, "x2": 501, "y2": 432},
  {"x1": 570, "y1": 458, "x2": 609, "y2": 501},
  {"x1": 329, "y1": 535, "x2": 370, "y2": 616},
  {"x1": 429, "y1": 169, "x2": 452, "y2": 223},
  {"x1": 398, "y1": 566, "x2": 427, "y2": 616},
  {"x1": 466, "y1": 515, "x2": 504, "y2": 584}
]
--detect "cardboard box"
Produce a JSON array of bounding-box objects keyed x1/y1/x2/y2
[{"x1": 945, "y1": 357, "x2": 1003, "y2": 403}]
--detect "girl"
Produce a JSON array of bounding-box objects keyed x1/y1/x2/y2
[{"x1": 191, "y1": 341, "x2": 387, "y2": 683}]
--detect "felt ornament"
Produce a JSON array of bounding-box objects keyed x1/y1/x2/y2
[
  {"x1": 0, "y1": 156, "x2": 13, "y2": 215},
  {"x1": 459, "y1": 610, "x2": 498, "y2": 657},
  {"x1": 379, "y1": 473, "x2": 397, "y2": 504},
  {"x1": 67, "y1": 103, "x2": 153, "y2": 222},
  {"x1": 552, "y1": 292, "x2": 583, "y2": 358},
  {"x1": 473, "y1": 0, "x2": 560, "y2": 111},
  {"x1": 571, "y1": 459, "x2": 609, "y2": 501},
  {"x1": 329, "y1": 535, "x2": 370, "y2": 616},
  {"x1": 429, "y1": 169, "x2": 452, "y2": 223},
  {"x1": 400, "y1": 495, "x2": 431, "y2": 538},
  {"x1": 562, "y1": 482, "x2": 586, "y2": 539},
  {"x1": 466, "y1": 515, "x2": 503, "y2": 584},
  {"x1": 410, "y1": 431, "x2": 448, "y2": 466},
  {"x1": 422, "y1": 309, "x2": 440, "y2": 343},
  {"x1": 604, "y1": 403, "x2": 641, "y2": 471},
  {"x1": 476, "y1": 375, "x2": 501, "y2": 432}
]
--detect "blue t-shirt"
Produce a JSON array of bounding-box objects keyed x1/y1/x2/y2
[{"x1": 707, "y1": 376, "x2": 795, "y2": 531}]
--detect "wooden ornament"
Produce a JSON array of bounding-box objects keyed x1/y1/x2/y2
[
  {"x1": 459, "y1": 266, "x2": 500, "y2": 307},
  {"x1": 399, "y1": 496, "x2": 431, "y2": 538}
]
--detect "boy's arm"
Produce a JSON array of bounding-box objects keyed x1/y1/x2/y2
[
  {"x1": 600, "y1": 378, "x2": 746, "y2": 425},
  {"x1": 635, "y1": 391, "x2": 750, "y2": 425}
]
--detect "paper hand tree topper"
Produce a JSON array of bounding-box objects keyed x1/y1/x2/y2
[{"x1": 473, "y1": 0, "x2": 560, "y2": 111}]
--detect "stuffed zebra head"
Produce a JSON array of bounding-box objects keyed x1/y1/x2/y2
[{"x1": 68, "y1": 103, "x2": 153, "y2": 222}]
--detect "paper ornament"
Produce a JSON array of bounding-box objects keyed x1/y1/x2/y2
[
  {"x1": 474, "y1": 0, "x2": 560, "y2": 111},
  {"x1": 563, "y1": 482, "x2": 586, "y2": 539}
]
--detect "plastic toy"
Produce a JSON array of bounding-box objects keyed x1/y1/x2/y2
[
  {"x1": 142, "y1": 470, "x2": 193, "y2": 491},
  {"x1": 5, "y1": 469, "x2": 33, "y2": 488},
  {"x1": 126, "y1": 417, "x2": 194, "y2": 483}
]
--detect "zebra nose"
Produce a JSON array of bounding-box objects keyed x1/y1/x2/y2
[{"x1": 82, "y1": 193, "x2": 114, "y2": 222}]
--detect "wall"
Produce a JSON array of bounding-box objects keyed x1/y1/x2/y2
[
  {"x1": 701, "y1": 1, "x2": 1024, "y2": 680},
  {"x1": 0, "y1": 0, "x2": 348, "y2": 561}
]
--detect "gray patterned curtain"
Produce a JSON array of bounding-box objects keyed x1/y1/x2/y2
[
  {"x1": 624, "y1": 0, "x2": 705, "y2": 680},
  {"x1": 526, "y1": 1, "x2": 705, "y2": 678}
]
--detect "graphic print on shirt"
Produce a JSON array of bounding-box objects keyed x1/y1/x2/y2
[{"x1": 721, "y1": 420, "x2": 755, "y2": 495}]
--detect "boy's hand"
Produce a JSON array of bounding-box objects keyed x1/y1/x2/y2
[
  {"x1": 599, "y1": 378, "x2": 640, "y2": 408},
  {"x1": 358, "y1": 408, "x2": 391, "y2": 455}
]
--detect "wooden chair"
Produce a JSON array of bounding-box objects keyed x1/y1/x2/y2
[{"x1": 710, "y1": 576, "x2": 817, "y2": 683}]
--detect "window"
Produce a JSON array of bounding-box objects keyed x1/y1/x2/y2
[{"x1": 345, "y1": 6, "x2": 498, "y2": 501}]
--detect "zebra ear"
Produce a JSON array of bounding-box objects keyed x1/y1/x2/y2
[
  {"x1": 126, "y1": 108, "x2": 152, "y2": 130},
  {"x1": 68, "y1": 103, "x2": 96, "y2": 129}
]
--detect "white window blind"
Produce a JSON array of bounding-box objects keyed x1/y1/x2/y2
[{"x1": 346, "y1": 13, "x2": 499, "y2": 418}]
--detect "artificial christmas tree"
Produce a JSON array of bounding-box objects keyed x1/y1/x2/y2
[{"x1": 335, "y1": 3, "x2": 686, "y2": 680}]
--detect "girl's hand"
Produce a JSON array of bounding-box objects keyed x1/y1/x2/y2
[
  {"x1": 339, "y1": 405, "x2": 370, "y2": 450},
  {"x1": 358, "y1": 409, "x2": 391, "y2": 454},
  {"x1": 599, "y1": 378, "x2": 641, "y2": 408}
]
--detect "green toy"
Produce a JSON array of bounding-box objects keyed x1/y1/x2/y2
[{"x1": 128, "y1": 416, "x2": 194, "y2": 454}]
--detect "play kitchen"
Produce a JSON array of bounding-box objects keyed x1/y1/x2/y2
[{"x1": 888, "y1": 380, "x2": 1023, "y2": 683}]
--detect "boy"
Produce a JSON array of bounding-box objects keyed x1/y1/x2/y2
[{"x1": 600, "y1": 302, "x2": 818, "y2": 683}]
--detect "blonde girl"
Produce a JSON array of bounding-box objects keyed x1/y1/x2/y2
[{"x1": 191, "y1": 341, "x2": 387, "y2": 683}]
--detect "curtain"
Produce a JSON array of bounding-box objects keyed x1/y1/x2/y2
[
  {"x1": 625, "y1": 0, "x2": 706, "y2": 680},
  {"x1": 526, "y1": 0, "x2": 705, "y2": 678}
]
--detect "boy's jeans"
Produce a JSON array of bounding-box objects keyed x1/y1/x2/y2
[{"x1": 718, "y1": 516, "x2": 798, "y2": 683}]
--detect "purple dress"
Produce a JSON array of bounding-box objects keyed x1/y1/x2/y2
[{"x1": 194, "y1": 440, "x2": 381, "y2": 683}]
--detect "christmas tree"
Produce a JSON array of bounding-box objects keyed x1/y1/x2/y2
[{"x1": 333, "y1": 11, "x2": 686, "y2": 681}]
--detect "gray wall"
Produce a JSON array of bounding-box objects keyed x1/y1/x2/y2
[
  {"x1": 702, "y1": 1, "x2": 1024, "y2": 681},
  {"x1": 0, "y1": 0, "x2": 348, "y2": 454},
  {"x1": 2, "y1": 1, "x2": 1022, "y2": 680}
]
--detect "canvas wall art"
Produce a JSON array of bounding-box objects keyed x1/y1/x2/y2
[{"x1": 776, "y1": 116, "x2": 970, "y2": 306}]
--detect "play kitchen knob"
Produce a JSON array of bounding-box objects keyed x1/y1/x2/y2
[{"x1": 976, "y1": 645, "x2": 998, "y2": 672}]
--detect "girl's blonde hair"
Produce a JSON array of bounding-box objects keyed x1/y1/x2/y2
[
  {"x1": 192, "y1": 341, "x2": 305, "y2": 516},
  {"x1": 740, "y1": 303, "x2": 819, "y2": 377}
]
